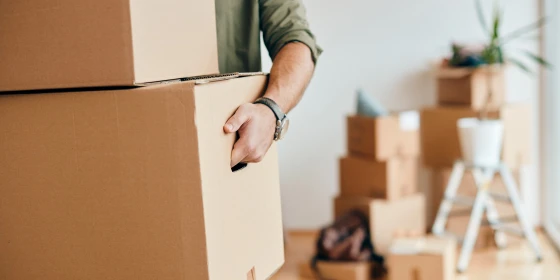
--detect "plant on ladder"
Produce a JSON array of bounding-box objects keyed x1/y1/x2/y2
[{"x1": 448, "y1": 0, "x2": 551, "y2": 167}]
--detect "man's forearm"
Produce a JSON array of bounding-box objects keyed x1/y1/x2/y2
[{"x1": 264, "y1": 42, "x2": 315, "y2": 113}]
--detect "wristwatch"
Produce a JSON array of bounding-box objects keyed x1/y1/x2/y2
[{"x1": 254, "y1": 97, "x2": 290, "y2": 141}]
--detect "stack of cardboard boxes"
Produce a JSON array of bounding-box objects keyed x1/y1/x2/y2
[
  {"x1": 421, "y1": 66, "x2": 531, "y2": 249},
  {"x1": 0, "y1": 2, "x2": 284, "y2": 280},
  {"x1": 335, "y1": 112, "x2": 427, "y2": 255},
  {"x1": 300, "y1": 112, "x2": 427, "y2": 279}
]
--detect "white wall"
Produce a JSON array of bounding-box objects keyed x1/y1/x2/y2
[{"x1": 261, "y1": 0, "x2": 541, "y2": 229}]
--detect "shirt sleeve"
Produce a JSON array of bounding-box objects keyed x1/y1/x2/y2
[{"x1": 259, "y1": 0, "x2": 323, "y2": 64}]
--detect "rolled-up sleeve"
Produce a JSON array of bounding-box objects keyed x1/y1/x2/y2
[{"x1": 259, "y1": 0, "x2": 323, "y2": 64}]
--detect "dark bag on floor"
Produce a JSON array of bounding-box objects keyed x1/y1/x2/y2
[{"x1": 311, "y1": 210, "x2": 385, "y2": 279}]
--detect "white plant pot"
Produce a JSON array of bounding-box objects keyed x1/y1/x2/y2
[{"x1": 457, "y1": 118, "x2": 504, "y2": 167}]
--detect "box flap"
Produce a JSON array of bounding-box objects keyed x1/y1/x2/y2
[
  {"x1": 437, "y1": 65, "x2": 504, "y2": 79},
  {"x1": 136, "y1": 72, "x2": 267, "y2": 87},
  {"x1": 436, "y1": 67, "x2": 475, "y2": 78},
  {"x1": 390, "y1": 237, "x2": 454, "y2": 255},
  {"x1": 389, "y1": 238, "x2": 426, "y2": 255},
  {"x1": 397, "y1": 110, "x2": 420, "y2": 131}
]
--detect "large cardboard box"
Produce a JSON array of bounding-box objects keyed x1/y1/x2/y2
[
  {"x1": 0, "y1": 0, "x2": 219, "y2": 91},
  {"x1": 420, "y1": 104, "x2": 531, "y2": 168},
  {"x1": 0, "y1": 75, "x2": 284, "y2": 280},
  {"x1": 437, "y1": 66, "x2": 505, "y2": 110},
  {"x1": 334, "y1": 194, "x2": 426, "y2": 254},
  {"x1": 388, "y1": 237, "x2": 456, "y2": 280},
  {"x1": 339, "y1": 156, "x2": 417, "y2": 200},
  {"x1": 299, "y1": 261, "x2": 385, "y2": 280},
  {"x1": 347, "y1": 112, "x2": 419, "y2": 160}
]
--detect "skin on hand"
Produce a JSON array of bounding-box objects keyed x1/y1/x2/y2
[
  {"x1": 224, "y1": 42, "x2": 315, "y2": 168},
  {"x1": 224, "y1": 103, "x2": 276, "y2": 167}
]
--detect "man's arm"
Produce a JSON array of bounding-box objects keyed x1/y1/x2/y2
[
  {"x1": 224, "y1": 42, "x2": 315, "y2": 167},
  {"x1": 262, "y1": 42, "x2": 315, "y2": 113},
  {"x1": 224, "y1": 0, "x2": 322, "y2": 167}
]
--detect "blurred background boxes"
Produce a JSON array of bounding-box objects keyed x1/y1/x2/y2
[
  {"x1": 340, "y1": 156, "x2": 417, "y2": 200},
  {"x1": 336, "y1": 111, "x2": 424, "y2": 256},
  {"x1": 436, "y1": 66, "x2": 505, "y2": 110},
  {"x1": 420, "y1": 104, "x2": 531, "y2": 169},
  {"x1": 387, "y1": 237, "x2": 456, "y2": 280},
  {"x1": 299, "y1": 261, "x2": 381, "y2": 280},
  {"x1": 347, "y1": 114, "x2": 419, "y2": 160},
  {"x1": 334, "y1": 194, "x2": 426, "y2": 254}
]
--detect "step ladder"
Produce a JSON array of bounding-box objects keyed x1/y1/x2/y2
[{"x1": 431, "y1": 160, "x2": 542, "y2": 273}]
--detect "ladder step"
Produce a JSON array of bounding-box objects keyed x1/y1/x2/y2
[
  {"x1": 448, "y1": 209, "x2": 472, "y2": 217},
  {"x1": 447, "y1": 195, "x2": 475, "y2": 206},
  {"x1": 488, "y1": 192, "x2": 511, "y2": 203},
  {"x1": 494, "y1": 225, "x2": 525, "y2": 237},
  {"x1": 435, "y1": 231, "x2": 464, "y2": 243},
  {"x1": 480, "y1": 216, "x2": 519, "y2": 226}
]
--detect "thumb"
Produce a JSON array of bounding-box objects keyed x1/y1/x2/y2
[{"x1": 224, "y1": 105, "x2": 250, "y2": 133}]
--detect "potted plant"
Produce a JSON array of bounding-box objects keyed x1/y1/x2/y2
[{"x1": 448, "y1": 0, "x2": 551, "y2": 167}]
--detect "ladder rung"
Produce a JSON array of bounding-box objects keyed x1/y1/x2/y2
[
  {"x1": 481, "y1": 216, "x2": 519, "y2": 227},
  {"x1": 436, "y1": 231, "x2": 465, "y2": 243},
  {"x1": 495, "y1": 225, "x2": 525, "y2": 237},
  {"x1": 448, "y1": 209, "x2": 472, "y2": 217},
  {"x1": 447, "y1": 195, "x2": 475, "y2": 206},
  {"x1": 488, "y1": 192, "x2": 511, "y2": 203}
]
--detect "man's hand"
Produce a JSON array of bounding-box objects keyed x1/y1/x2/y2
[
  {"x1": 224, "y1": 42, "x2": 315, "y2": 168},
  {"x1": 224, "y1": 103, "x2": 276, "y2": 167}
]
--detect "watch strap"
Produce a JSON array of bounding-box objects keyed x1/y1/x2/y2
[{"x1": 254, "y1": 97, "x2": 285, "y2": 121}]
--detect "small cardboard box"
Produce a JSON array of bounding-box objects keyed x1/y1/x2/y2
[
  {"x1": 299, "y1": 261, "x2": 383, "y2": 280},
  {"x1": 420, "y1": 104, "x2": 531, "y2": 168},
  {"x1": 0, "y1": 74, "x2": 283, "y2": 280},
  {"x1": 0, "y1": 0, "x2": 219, "y2": 91},
  {"x1": 334, "y1": 194, "x2": 426, "y2": 254},
  {"x1": 340, "y1": 156, "x2": 418, "y2": 200},
  {"x1": 437, "y1": 65, "x2": 505, "y2": 110},
  {"x1": 347, "y1": 111, "x2": 420, "y2": 160},
  {"x1": 387, "y1": 237, "x2": 456, "y2": 280}
]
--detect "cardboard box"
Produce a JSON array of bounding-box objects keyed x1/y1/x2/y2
[
  {"x1": 340, "y1": 156, "x2": 417, "y2": 200},
  {"x1": 334, "y1": 194, "x2": 426, "y2": 254},
  {"x1": 388, "y1": 237, "x2": 456, "y2": 280},
  {"x1": 0, "y1": 75, "x2": 284, "y2": 280},
  {"x1": 420, "y1": 104, "x2": 531, "y2": 168},
  {"x1": 0, "y1": 0, "x2": 219, "y2": 91},
  {"x1": 437, "y1": 66, "x2": 505, "y2": 110},
  {"x1": 299, "y1": 261, "x2": 383, "y2": 280},
  {"x1": 347, "y1": 112, "x2": 420, "y2": 160}
]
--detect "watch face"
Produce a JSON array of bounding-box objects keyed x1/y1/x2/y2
[{"x1": 279, "y1": 118, "x2": 290, "y2": 140}]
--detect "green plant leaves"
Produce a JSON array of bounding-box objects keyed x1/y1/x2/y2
[
  {"x1": 491, "y1": 1, "x2": 501, "y2": 42},
  {"x1": 475, "y1": 0, "x2": 490, "y2": 35},
  {"x1": 500, "y1": 17, "x2": 549, "y2": 45},
  {"x1": 522, "y1": 50, "x2": 553, "y2": 68},
  {"x1": 508, "y1": 57, "x2": 532, "y2": 73}
]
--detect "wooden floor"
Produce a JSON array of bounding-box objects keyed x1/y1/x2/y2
[{"x1": 271, "y1": 230, "x2": 560, "y2": 280}]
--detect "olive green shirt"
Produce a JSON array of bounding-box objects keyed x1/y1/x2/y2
[{"x1": 215, "y1": 0, "x2": 322, "y2": 73}]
